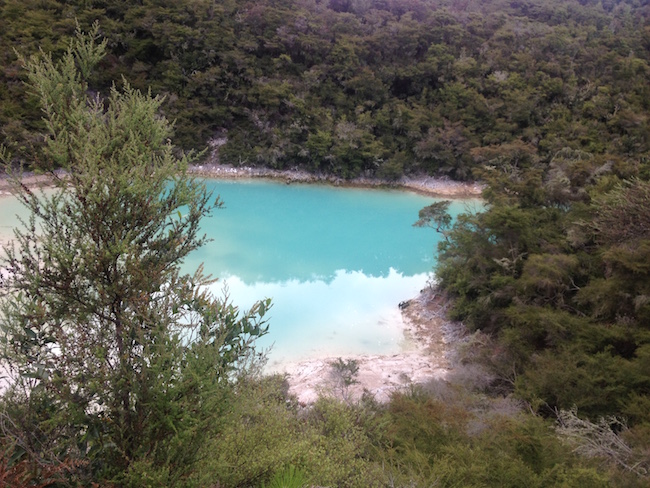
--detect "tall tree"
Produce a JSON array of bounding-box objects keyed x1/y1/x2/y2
[{"x1": 0, "y1": 25, "x2": 270, "y2": 485}]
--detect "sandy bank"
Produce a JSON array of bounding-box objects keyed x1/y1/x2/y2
[
  {"x1": 0, "y1": 172, "x2": 58, "y2": 198},
  {"x1": 189, "y1": 163, "x2": 483, "y2": 199},
  {"x1": 0, "y1": 166, "x2": 483, "y2": 200},
  {"x1": 279, "y1": 287, "x2": 465, "y2": 404}
]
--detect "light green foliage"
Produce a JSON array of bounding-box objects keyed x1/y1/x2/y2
[
  {"x1": 0, "y1": 28, "x2": 270, "y2": 485},
  {"x1": 375, "y1": 389, "x2": 610, "y2": 487},
  {"x1": 303, "y1": 398, "x2": 381, "y2": 486},
  {"x1": 263, "y1": 464, "x2": 308, "y2": 488},
  {"x1": 192, "y1": 376, "x2": 618, "y2": 486},
  {"x1": 195, "y1": 378, "x2": 381, "y2": 487},
  {"x1": 195, "y1": 375, "x2": 309, "y2": 487}
]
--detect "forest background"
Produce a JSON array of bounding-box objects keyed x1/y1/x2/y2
[
  {"x1": 2, "y1": 0, "x2": 648, "y2": 180},
  {"x1": 0, "y1": 0, "x2": 650, "y2": 486}
]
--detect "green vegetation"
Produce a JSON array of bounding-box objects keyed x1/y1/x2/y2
[
  {"x1": 423, "y1": 141, "x2": 650, "y2": 483},
  {"x1": 0, "y1": 27, "x2": 270, "y2": 486},
  {"x1": 1, "y1": 0, "x2": 649, "y2": 180},
  {"x1": 431, "y1": 153, "x2": 650, "y2": 415},
  {"x1": 1, "y1": 1, "x2": 649, "y2": 486}
]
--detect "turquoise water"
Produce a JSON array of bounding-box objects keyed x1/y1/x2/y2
[
  {"x1": 0, "y1": 181, "x2": 478, "y2": 369},
  {"x1": 0, "y1": 193, "x2": 34, "y2": 238},
  {"x1": 183, "y1": 179, "x2": 476, "y2": 368}
]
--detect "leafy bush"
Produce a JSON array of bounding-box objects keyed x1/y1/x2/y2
[
  {"x1": 0, "y1": 26, "x2": 270, "y2": 486},
  {"x1": 194, "y1": 378, "x2": 382, "y2": 487},
  {"x1": 263, "y1": 465, "x2": 308, "y2": 488}
]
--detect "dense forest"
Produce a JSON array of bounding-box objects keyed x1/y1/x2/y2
[
  {"x1": 1, "y1": 0, "x2": 649, "y2": 179},
  {"x1": 1, "y1": 0, "x2": 650, "y2": 486}
]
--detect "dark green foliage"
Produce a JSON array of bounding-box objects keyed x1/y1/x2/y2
[
  {"x1": 1, "y1": 0, "x2": 650, "y2": 180},
  {"x1": 394, "y1": 55, "x2": 650, "y2": 475},
  {"x1": 426, "y1": 126, "x2": 650, "y2": 481},
  {"x1": 329, "y1": 357, "x2": 360, "y2": 389},
  {"x1": 0, "y1": 28, "x2": 270, "y2": 486},
  {"x1": 413, "y1": 200, "x2": 452, "y2": 240}
]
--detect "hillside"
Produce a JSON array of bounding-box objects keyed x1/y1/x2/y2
[
  {"x1": 1, "y1": 0, "x2": 649, "y2": 180},
  {"x1": 0, "y1": 1, "x2": 649, "y2": 485}
]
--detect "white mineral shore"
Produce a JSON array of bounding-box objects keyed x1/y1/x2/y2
[
  {"x1": 0, "y1": 164, "x2": 483, "y2": 199},
  {"x1": 279, "y1": 288, "x2": 464, "y2": 404},
  {"x1": 188, "y1": 163, "x2": 484, "y2": 198}
]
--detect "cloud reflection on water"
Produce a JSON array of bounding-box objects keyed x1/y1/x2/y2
[{"x1": 209, "y1": 268, "x2": 429, "y2": 369}]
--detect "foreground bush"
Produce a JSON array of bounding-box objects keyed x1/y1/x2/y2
[{"x1": 0, "y1": 26, "x2": 270, "y2": 486}]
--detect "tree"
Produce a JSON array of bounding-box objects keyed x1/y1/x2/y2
[
  {"x1": 413, "y1": 200, "x2": 452, "y2": 241},
  {"x1": 0, "y1": 25, "x2": 270, "y2": 485}
]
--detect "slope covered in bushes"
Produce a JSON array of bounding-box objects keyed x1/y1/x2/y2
[{"x1": 1, "y1": 0, "x2": 649, "y2": 180}]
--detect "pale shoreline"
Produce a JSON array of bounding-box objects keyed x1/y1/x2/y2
[
  {"x1": 0, "y1": 165, "x2": 484, "y2": 199},
  {"x1": 188, "y1": 163, "x2": 484, "y2": 199},
  {"x1": 0, "y1": 167, "x2": 473, "y2": 403},
  {"x1": 0, "y1": 172, "x2": 57, "y2": 198},
  {"x1": 280, "y1": 287, "x2": 465, "y2": 404}
]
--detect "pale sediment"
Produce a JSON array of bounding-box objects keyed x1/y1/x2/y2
[
  {"x1": 189, "y1": 163, "x2": 484, "y2": 199},
  {"x1": 0, "y1": 172, "x2": 60, "y2": 199},
  {"x1": 0, "y1": 165, "x2": 483, "y2": 199},
  {"x1": 280, "y1": 288, "x2": 465, "y2": 404}
]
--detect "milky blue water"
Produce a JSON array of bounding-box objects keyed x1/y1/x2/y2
[
  {"x1": 0, "y1": 181, "x2": 479, "y2": 369},
  {"x1": 182, "y1": 179, "x2": 477, "y2": 369}
]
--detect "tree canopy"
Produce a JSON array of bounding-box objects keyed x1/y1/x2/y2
[
  {"x1": 427, "y1": 138, "x2": 650, "y2": 455},
  {"x1": 0, "y1": 0, "x2": 649, "y2": 180},
  {"x1": 0, "y1": 25, "x2": 270, "y2": 485}
]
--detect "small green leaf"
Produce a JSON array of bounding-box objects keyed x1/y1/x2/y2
[{"x1": 23, "y1": 327, "x2": 37, "y2": 340}]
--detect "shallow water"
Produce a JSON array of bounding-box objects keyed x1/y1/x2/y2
[
  {"x1": 0, "y1": 193, "x2": 33, "y2": 239},
  {"x1": 0, "y1": 180, "x2": 479, "y2": 369}
]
